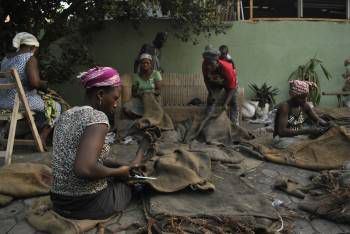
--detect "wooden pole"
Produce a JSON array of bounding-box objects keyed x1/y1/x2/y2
[
  {"x1": 249, "y1": 0, "x2": 253, "y2": 20},
  {"x1": 298, "y1": 0, "x2": 303, "y2": 18},
  {"x1": 240, "y1": 0, "x2": 245, "y2": 20},
  {"x1": 237, "y1": 0, "x2": 241, "y2": 20}
]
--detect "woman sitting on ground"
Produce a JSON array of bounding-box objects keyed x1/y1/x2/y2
[
  {"x1": 0, "y1": 32, "x2": 64, "y2": 149},
  {"x1": 124, "y1": 53, "x2": 162, "y2": 117},
  {"x1": 273, "y1": 80, "x2": 329, "y2": 149},
  {"x1": 133, "y1": 53, "x2": 162, "y2": 97},
  {"x1": 50, "y1": 67, "x2": 151, "y2": 220}
]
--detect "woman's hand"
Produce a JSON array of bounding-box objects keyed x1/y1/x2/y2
[
  {"x1": 132, "y1": 85, "x2": 143, "y2": 98},
  {"x1": 114, "y1": 165, "x2": 130, "y2": 179},
  {"x1": 136, "y1": 90, "x2": 144, "y2": 98},
  {"x1": 129, "y1": 164, "x2": 146, "y2": 176},
  {"x1": 318, "y1": 118, "x2": 329, "y2": 127},
  {"x1": 38, "y1": 80, "x2": 49, "y2": 92},
  {"x1": 308, "y1": 127, "x2": 326, "y2": 139},
  {"x1": 154, "y1": 89, "x2": 161, "y2": 96}
]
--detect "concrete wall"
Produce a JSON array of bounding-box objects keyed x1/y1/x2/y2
[{"x1": 55, "y1": 20, "x2": 350, "y2": 106}]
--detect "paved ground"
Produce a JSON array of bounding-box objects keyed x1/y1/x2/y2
[
  {"x1": 244, "y1": 161, "x2": 350, "y2": 234},
  {"x1": 1, "y1": 126, "x2": 350, "y2": 233}
]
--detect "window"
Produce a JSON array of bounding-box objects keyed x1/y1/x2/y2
[
  {"x1": 243, "y1": 0, "x2": 298, "y2": 18},
  {"x1": 303, "y1": 0, "x2": 347, "y2": 19},
  {"x1": 228, "y1": 0, "x2": 350, "y2": 21}
]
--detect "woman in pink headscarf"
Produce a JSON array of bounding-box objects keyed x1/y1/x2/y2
[
  {"x1": 273, "y1": 80, "x2": 329, "y2": 149},
  {"x1": 50, "y1": 67, "x2": 151, "y2": 220}
]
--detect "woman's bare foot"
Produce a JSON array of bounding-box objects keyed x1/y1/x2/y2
[
  {"x1": 40, "y1": 126, "x2": 53, "y2": 151},
  {"x1": 40, "y1": 135, "x2": 48, "y2": 151}
]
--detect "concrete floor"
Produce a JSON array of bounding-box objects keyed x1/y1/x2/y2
[{"x1": 0, "y1": 122, "x2": 349, "y2": 234}]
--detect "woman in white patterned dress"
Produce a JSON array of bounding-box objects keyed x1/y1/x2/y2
[{"x1": 0, "y1": 32, "x2": 61, "y2": 149}]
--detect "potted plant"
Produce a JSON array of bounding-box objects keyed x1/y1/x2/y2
[
  {"x1": 288, "y1": 58, "x2": 332, "y2": 106},
  {"x1": 249, "y1": 82, "x2": 279, "y2": 108},
  {"x1": 248, "y1": 82, "x2": 279, "y2": 118}
]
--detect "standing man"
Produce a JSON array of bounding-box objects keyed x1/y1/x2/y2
[
  {"x1": 202, "y1": 47, "x2": 239, "y2": 125},
  {"x1": 134, "y1": 32, "x2": 168, "y2": 73}
]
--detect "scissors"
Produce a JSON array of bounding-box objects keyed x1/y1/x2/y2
[{"x1": 132, "y1": 175, "x2": 157, "y2": 180}]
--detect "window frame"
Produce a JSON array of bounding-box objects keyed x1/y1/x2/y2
[{"x1": 234, "y1": 0, "x2": 350, "y2": 22}]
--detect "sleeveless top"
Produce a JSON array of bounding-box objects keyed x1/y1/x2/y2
[
  {"x1": 51, "y1": 106, "x2": 110, "y2": 196},
  {"x1": 286, "y1": 106, "x2": 305, "y2": 131},
  {"x1": 274, "y1": 104, "x2": 306, "y2": 137}
]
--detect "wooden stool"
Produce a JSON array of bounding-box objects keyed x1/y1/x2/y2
[{"x1": 0, "y1": 69, "x2": 44, "y2": 165}]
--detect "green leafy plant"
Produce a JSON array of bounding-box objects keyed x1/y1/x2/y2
[
  {"x1": 249, "y1": 82, "x2": 279, "y2": 107},
  {"x1": 288, "y1": 58, "x2": 332, "y2": 105},
  {"x1": 0, "y1": 0, "x2": 231, "y2": 83}
]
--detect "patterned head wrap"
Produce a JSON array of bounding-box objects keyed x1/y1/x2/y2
[
  {"x1": 289, "y1": 80, "x2": 317, "y2": 97},
  {"x1": 77, "y1": 67, "x2": 121, "y2": 89},
  {"x1": 139, "y1": 53, "x2": 153, "y2": 61},
  {"x1": 12, "y1": 32, "x2": 39, "y2": 50}
]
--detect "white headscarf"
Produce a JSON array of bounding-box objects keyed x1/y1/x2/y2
[
  {"x1": 139, "y1": 53, "x2": 152, "y2": 61},
  {"x1": 12, "y1": 32, "x2": 40, "y2": 50}
]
